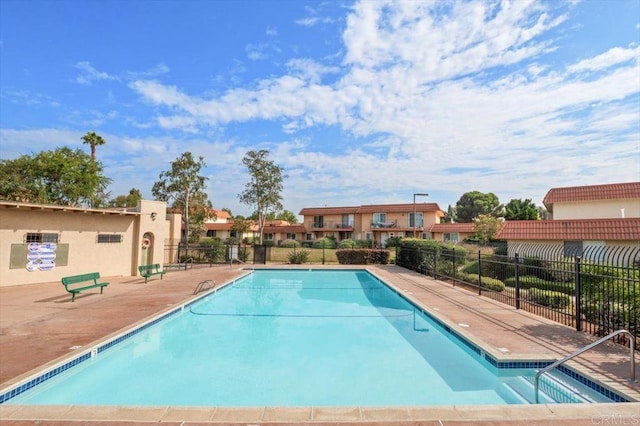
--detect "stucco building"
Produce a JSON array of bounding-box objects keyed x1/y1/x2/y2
[{"x1": 0, "y1": 200, "x2": 180, "y2": 287}]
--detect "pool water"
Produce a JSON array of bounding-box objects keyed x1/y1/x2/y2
[{"x1": 4, "y1": 269, "x2": 617, "y2": 406}]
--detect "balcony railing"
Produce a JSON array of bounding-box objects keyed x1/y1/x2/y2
[{"x1": 306, "y1": 221, "x2": 354, "y2": 230}]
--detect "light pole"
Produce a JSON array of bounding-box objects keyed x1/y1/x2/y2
[{"x1": 413, "y1": 193, "x2": 429, "y2": 238}]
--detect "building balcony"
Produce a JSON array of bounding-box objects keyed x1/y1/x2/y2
[{"x1": 306, "y1": 221, "x2": 354, "y2": 230}]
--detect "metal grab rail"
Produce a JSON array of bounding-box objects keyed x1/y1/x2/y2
[{"x1": 534, "y1": 329, "x2": 636, "y2": 403}]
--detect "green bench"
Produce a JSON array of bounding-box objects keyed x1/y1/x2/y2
[
  {"x1": 138, "y1": 263, "x2": 166, "y2": 283},
  {"x1": 61, "y1": 272, "x2": 109, "y2": 302}
]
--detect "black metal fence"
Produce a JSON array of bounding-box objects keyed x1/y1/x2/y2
[
  {"x1": 396, "y1": 243, "x2": 640, "y2": 348},
  {"x1": 163, "y1": 243, "x2": 264, "y2": 266}
]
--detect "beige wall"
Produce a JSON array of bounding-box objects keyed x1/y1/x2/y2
[
  {"x1": 431, "y1": 231, "x2": 474, "y2": 242},
  {"x1": 551, "y1": 199, "x2": 640, "y2": 220},
  {"x1": 0, "y1": 200, "x2": 177, "y2": 287}
]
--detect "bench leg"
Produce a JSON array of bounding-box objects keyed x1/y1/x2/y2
[{"x1": 71, "y1": 292, "x2": 76, "y2": 302}]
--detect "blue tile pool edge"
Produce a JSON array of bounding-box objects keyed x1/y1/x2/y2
[
  {"x1": 0, "y1": 270, "x2": 251, "y2": 405},
  {"x1": 364, "y1": 269, "x2": 634, "y2": 404},
  {"x1": 0, "y1": 268, "x2": 633, "y2": 404}
]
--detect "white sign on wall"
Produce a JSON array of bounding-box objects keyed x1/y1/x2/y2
[{"x1": 26, "y1": 242, "x2": 57, "y2": 272}]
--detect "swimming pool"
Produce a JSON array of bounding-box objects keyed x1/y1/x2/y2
[{"x1": 0, "y1": 269, "x2": 628, "y2": 406}]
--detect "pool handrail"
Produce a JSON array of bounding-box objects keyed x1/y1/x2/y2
[{"x1": 534, "y1": 329, "x2": 636, "y2": 403}]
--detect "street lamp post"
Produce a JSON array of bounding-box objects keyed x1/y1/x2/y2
[{"x1": 413, "y1": 193, "x2": 429, "y2": 238}]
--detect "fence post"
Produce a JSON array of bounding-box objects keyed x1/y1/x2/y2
[
  {"x1": 515, "y1": 253, "x2": 520, "y2": 310},
  {"x1": 432, "y1": 248, "x2": 437, "y2": 278},
  {"x1": 322, "y1": 245, "x2": 325, "y2": 265},
  {"x1": 477, "y1": 250, "x2": 482, "y2": 295},
  {"x1": 452, "y1": 248, "x2": 457, "y2": 285},
  {"x1": 575, "y1": 256, "x2": 582, "y2": 332}
]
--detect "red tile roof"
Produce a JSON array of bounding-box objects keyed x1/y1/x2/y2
[
  {"x1": 357, "y1": 203, "x2": 442, "y2": 213},
  {"x1": 429, "y1": 223, "x2": 475, "y2": 233},
  {"x1": 299, "y1": 203, "x2": 443, "y2": 215},
  {"x1": 543, "y1": 182, "x2": 640, "y2": 210},
  {"x1": 204, "y1": 223, "x2": 232, "y2": 230},
  {"x1": 496, "y1": 218, "x2": 640, "y2": 241},
  {"x1": 298, "y1": 206, "x2": 361, "y2": 215},
  {"x1": 264, "y1": 225, "x2": 307, "y2": 233}
]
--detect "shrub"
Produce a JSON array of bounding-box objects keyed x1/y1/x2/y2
[
  {"x1": 314, "y1": 238, "x2": 336, "y2": 249},
  {"x1": 525, "y1": 288, "x2": 571, "y2": 309},
  {"x1": 336, "y1": 249, "x2": 389, "y2": 265},
  {"x1": 462, "y1": 273, "x2": 505, "y2": 292},
  {"x1": 384, "y1": 236, "x2": 402, "y2": 248},
  {"x1": 280, "y1": 239, "x2": 300, "y2": 248},
  {"x1": 461, "y1": 260, "x2": 480, "y2": 275},
  {"x1": 503, "y1": 276, "x2": 574, "y2": 295},
  {"x1": 338, "y1": 239, "x2": 357, "y2": 248},
  {"x1": 287, "y1": 250, "x2": 310, "y2": 264}
]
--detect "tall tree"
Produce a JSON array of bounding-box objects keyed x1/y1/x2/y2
[
  {"x1": 152, "y1": 152, "x2": 210, "y2": 244},
  {"x1": 0, "y1": 147, "x2": 111, "y2": 206},
  {"x1": 504, "y1": 198, "x2": 540, "y2": 220},
  {"x1": 454, "y1": 191, "x2": 502, "y2": 223},
  {"x1": 473, "y1": 214, "x2": 502, "y2": 244},
  {"x1": 238, "y1": 149, "x2": 286, "y2": 245},
  {"x1": 81, "y1": 131, "x2": 106, "y2": 161},
  {"x1": 109, "y1": 188, "x2": 143, "y2": 208},
  {"x1": 443, "y1": 204, "x2": 456, "y2": 223},
  {"x1": 231, "y1": 217, "x2": 251, "y2": 242},
  {"x1": 276, "y1": 209, "x2": 298, "y2": 224}
]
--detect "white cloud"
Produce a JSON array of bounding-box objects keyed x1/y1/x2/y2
[
  {"x1": 75, "y1": 61, "x2": 119, "y2": 85},
  {"x1": 568, "y1": 45, "x2": 639, "y2": 73},
  {"x1": 24, "y1": 0, "x2": 634, "y2": 214}
]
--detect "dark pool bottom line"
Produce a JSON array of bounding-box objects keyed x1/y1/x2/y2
[{"x1": 0, "y1": 268, "x2": 632, "y2": 404}]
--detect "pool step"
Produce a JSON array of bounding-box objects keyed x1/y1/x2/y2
[{"x1": 498, "y1": 372, "x2": 602, "y2": 404}]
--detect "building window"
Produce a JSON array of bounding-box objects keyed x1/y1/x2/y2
[
  {"x1": 341, "y1": 214, "x2": 354, "y2": 227},
  {"x1": 97, "y1": 234, "x2": 122, "y2": 243},
  {"x1": 25, "y1": 233, "x2": 59, "y2": 243},
  {"x1": 444, "y1": 233, "x2": 459, "y2": 242},
  {"x1": 373, "y1": 213, "x2": 386, "y2": 225},
  {"x1": 305, "y1": 233, "x2": 313, "y2": 241},
  {"x1": 206, "y1": 230, "x2": 217, "y2": 237},
  {"x1": 409, "y1": 212, "x2": 423, "y2": 228},
  {"x1": 365, "y1": 232, "x2": 372, "y2": 241},
  {"x1": 421, "y1": 232, "x2": 431, "y2": 240},
  {"x1": 286, "y1": 233, "x2": 296, "y2": 240},
  {"x1": 265, "y1": 233, "x2": 274, "y2": 241},
  {"x1": 313, "y1": 216, "x2": 324, "y2": 228}
]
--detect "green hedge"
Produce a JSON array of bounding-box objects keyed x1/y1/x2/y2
[
  {"x1": 336, "y1": 249, "x2": 390, "y2": 264},
  {"x1": 525, "y1": 288, "x2": 571, "y2": 309},
  {"x1": 503, "y1": 276, "x2": 574, "y2": 295},
  {"x1": 461, "y1": 273, "x2": 505, "y2": 292}
]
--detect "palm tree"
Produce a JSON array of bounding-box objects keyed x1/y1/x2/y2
[{"x1": 81, "y1": 131, "x2": 106, "y2": 161}]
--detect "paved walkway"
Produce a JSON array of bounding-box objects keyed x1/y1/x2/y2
[{"x1": 0, "y1": 264, "x2": 638, "y2": 425}]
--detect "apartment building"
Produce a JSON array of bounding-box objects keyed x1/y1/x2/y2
[{"x1": 299, "y1": 203, "x2": 444, "y2": 246}]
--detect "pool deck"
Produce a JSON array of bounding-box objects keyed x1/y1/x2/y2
[{"x1": 0, "y1": 264, "x2": 638, "y2": 425}]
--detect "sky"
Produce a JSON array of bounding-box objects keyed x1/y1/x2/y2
[{"x1": 1, "y1": 0, "x2": 639, "y2": 219}]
